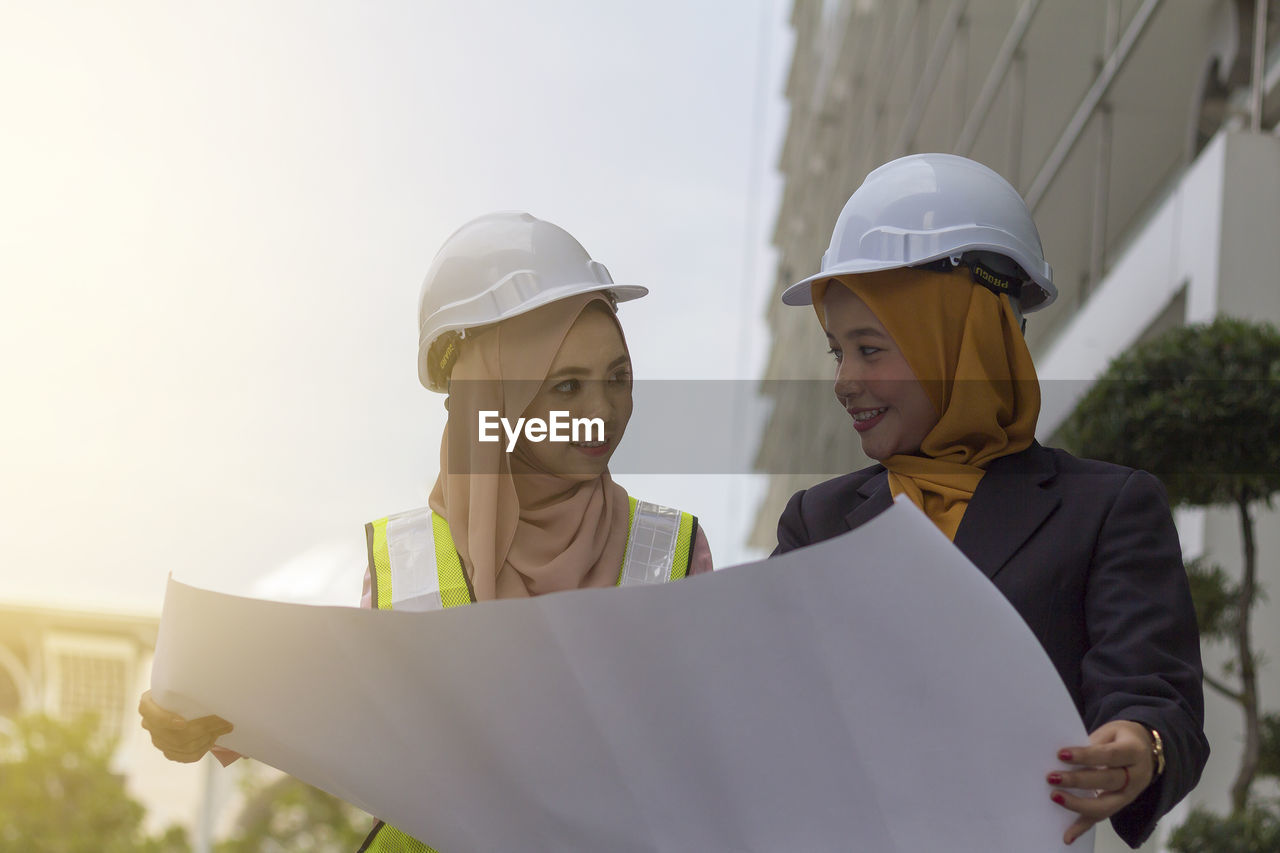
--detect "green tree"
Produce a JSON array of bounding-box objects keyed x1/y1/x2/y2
[
  {"x1": 1168, "y1": 801, "x2": 1280, "y2": 853},
  {"x1": 0, "y1": 712, "x2": 190, "y2": 852},
  {"x1": 1060, "y1": 317, "x2": 1280, "y2": 835},
  {"x1": 215, "y1": 765, "x2": 372, "y2": 853}
]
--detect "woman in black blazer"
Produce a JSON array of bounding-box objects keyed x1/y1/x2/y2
[{"x1": 772, "y1": 154, "x2": 1207, "y2": 848}]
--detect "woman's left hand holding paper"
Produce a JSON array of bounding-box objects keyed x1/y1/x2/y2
[{"x1": 1049, "y1": 719, "x2": 1156, "y2": 845}]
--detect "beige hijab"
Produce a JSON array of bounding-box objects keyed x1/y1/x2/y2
[{"x1": 428, "y1": 292, "x2": 632, "y2": 600}]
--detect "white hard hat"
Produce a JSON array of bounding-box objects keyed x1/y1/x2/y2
[
  {"x1": 417, "y1": 211, "x2": 647, "y2": 392},
  {"x1": 781, "y1": 153, "x2": 1056, "y2": 312}
]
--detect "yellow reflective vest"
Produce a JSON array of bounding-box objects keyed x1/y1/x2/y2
[{"x1": 356, "y1": 496, "x2": 698, "y2": 853}]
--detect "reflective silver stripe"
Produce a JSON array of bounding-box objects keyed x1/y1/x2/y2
[
  {"x1": 391, "y1": 589, "x2": 444, "y2": 613},
  {"x1": 619, "y1": 501, "x2": 681, "y2": 586},
  {"x1": 382, "y1": 501, "x2": 682, "y2": 608},
  {"x1": 385, "y1": 508, "x2": 445, "y2": 612}
]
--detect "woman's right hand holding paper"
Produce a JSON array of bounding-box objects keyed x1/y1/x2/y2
[{"x1": 138, "y1": 689, "x2": 233, "y2": 763}]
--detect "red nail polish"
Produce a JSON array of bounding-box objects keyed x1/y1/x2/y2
[
  {"x1": 1058, "y1": 749, "x2": 1073, "y2": 762},
  {"x1": 1047, "y1": 773, "x2": 1062, "y2": 785},
  {"x1": 1051, "y1": 792, "x2": 1066, "y2": 805}
]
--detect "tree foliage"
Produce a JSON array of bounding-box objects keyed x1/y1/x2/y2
[
  {"x1": 1061, "y1": 316, "x2": 1280, "y2": 835},
  {"x1": 215, "y1": 768, "x2": 372, "y2": 853},
  {"x1": 1185, "y1": 556, "x2": 1240, "y2": 642},
  {"x1": 1260, "y1": 712, "x2": 1280, "y2": 780},
  {"x1": 1167, "y1": 802, "x2": 1280, "y2": 853},
  {"x1": 1058, "y1": 317, "x2": 1280, "y2": 507},
  {"x1": 0, "y1": 712, "x2": 190, "y2": 853},
  {"x1": 1170, "y1": 715, "x2": 1280, "y2": 850}
]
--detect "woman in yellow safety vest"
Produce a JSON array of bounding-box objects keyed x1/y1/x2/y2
[{"x1": 138, "y1": 211, "x2": 712, "y2": 852}]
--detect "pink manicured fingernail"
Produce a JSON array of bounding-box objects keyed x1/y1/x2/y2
[
  {"x1": 1051, "y1": 792, "x2": 1066, "y2": 805},
  {"x1": 1058, "y1": 749, "x2": 1073, "y2": 761},
  {"x1": 1047, "y1": 773, "x2": 1062, "y2": 785}
]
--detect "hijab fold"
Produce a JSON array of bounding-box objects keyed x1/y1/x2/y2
[
  {"x1": 428, "y1": 292, "x2": 631, "y2": 600},
  {"x1": 814, "y1": 268, "x2": 1041, "y2": 540}
]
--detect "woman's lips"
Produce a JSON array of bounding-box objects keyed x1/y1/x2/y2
[
  {"x1": 849, "y1": 407, "x2": 887, "y2": 433},
  {"x1": 571, "y1": 438, "x2": 612, "y2": 457}
]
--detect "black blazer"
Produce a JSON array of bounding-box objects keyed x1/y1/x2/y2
[{"x1": 773, "y1": 442, "x2": 1208, "y2": 848}]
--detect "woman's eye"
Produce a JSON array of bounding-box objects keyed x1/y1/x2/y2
[
  {"x1": 858, "y1": 346, "x2": 881, "y2": 357},
  {"x1": 827, "y1": 347, "x2": 842, "y2": 362},
  {"x1": 553, "y1": 379, "x2": 579, "y2": 394},
  {"x1": 611, "y1": 369, "x2": 632, "y2": 385}
]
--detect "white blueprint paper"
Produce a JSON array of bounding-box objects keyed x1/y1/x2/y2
[{"x1": 151, "y1": 497, "x2": 1092, "y2": 852}]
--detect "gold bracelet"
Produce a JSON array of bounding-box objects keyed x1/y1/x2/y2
[{"x1": 1146, "y1": 726, "x2": 1166, "y2": 779}]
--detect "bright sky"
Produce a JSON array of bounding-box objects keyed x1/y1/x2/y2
[{"x1": 0, "y1": 1, "x2": 793, "y2": 613}]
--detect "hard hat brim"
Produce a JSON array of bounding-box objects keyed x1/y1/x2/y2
[
  {"x1": 782, "y1": 256, "x2": 1056, "y2": 312},
  {"x1": 425, "y1": 282, "x2": 648, "y2": 343},
  {"x1": 418, "y1": 282, "x2": 648, "y2": 392}
]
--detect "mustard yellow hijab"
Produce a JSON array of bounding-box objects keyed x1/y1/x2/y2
[{"x1": 812, "y1": 267, "x2": 1041, "y2": 540}]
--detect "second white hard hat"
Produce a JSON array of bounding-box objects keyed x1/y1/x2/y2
[
  {"x1": 417, "y1": 211, "x2": 647, "y2": 392},
  {"x1": 781, "y1": 153, "x2": 1056, "y2": 312}
]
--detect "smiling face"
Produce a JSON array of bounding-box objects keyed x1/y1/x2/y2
[
  {"x1": 822, "y1": 282, "x2": 939, "y2": 460},
  {"x1": 516, "y1": 303, "x2": 633, "y2": 479}
]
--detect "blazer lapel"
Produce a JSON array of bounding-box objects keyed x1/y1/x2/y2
[
  {"x1": 843, "y1": 467, "x2": 893, "y2": 532},
  {"x1": 952, "y1": 444, "x2": 1060, "y2": 581}
]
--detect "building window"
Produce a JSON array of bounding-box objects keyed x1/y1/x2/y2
[
  {"x1": 0, "y1": 666, "x2": 20, "y2": 719},
  {"x1": 43, "y1": 634, "x2": 135, "y2": 742},
  {"x1": 0, "y1": 643, "x2": 32, "y2": 726}
]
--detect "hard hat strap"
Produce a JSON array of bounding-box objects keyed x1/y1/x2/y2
[
  {"x1": 968, "y1": 258, "x2": 1024, "y2": 301},
  {"x1": 428, "y1": 330, "x2": 463, "y2": 390},
  {"x1": 913, "y1": 257, "x2": 1024, "y2": 302}
]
